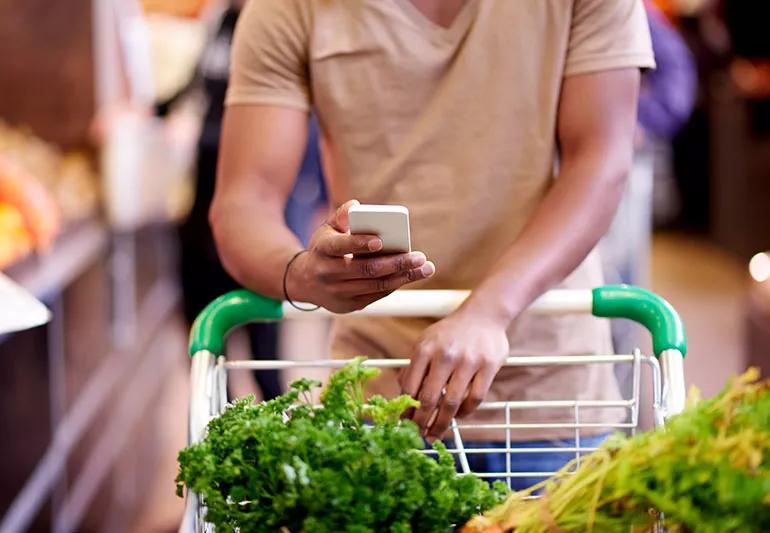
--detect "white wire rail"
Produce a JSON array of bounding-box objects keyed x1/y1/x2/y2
[{"x1": 189, "y1": 351, "x2": 658, "y2": 485}]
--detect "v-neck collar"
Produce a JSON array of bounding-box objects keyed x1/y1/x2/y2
[{"x1": 393, "y1": 0, "x2": 479, "y2": 41}]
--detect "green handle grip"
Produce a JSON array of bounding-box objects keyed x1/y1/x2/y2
[
  {"x1": 188, "y1": 290, "x2": 282, "y2": 357},
  {"x1": 592, "y1": 285, "x2": 687, "y2": 357}
]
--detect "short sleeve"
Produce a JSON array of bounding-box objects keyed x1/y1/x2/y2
[
  {"x1": 564, "y1": 0, "x2": 656, "y2": 77},
  {"x1": 225, "y1": 0, "x2": 311, "y2": 110}
]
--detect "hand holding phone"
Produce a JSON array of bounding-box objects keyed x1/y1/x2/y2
[{"x1": 284, "y1": 200, "x2": 434, "y2": 313}]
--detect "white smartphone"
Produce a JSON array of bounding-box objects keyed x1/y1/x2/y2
[{"x1": 348, "y1": 204, "x2": 411, "y2": 255}]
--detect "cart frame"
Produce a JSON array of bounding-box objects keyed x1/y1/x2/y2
[{"x1": 181, "y1": 285, "x2": 687, "y2": 532}]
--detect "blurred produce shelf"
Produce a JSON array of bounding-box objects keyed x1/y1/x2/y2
[
  {"x1": 5, "y1": 220, "x2": 108, "y2": 304},
  {"x1": 0, "y1": 225, "x2": 183, "y2": 533},
  {"x1": 0, "y1": 0, "x2": 206, "y2": 529}
]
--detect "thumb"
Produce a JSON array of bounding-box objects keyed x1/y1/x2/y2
[{"x1": 330, "y1": 199, "x2": 359, "y2": 232}]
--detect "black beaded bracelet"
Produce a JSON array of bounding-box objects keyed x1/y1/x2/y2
[{"x1": 283, "y1": 250, "x2": 320, "y2": 312}]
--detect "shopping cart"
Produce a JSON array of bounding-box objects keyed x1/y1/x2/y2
[{"x1": 180, "y1": 285, "x2": 687, "y2": 532}]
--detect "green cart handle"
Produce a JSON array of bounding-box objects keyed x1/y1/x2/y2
[
  {"x1": 189, "y1": 290, "x2": 282, "y2": 356},
  {"x1": 189, "y1": 285, "x2": 686, "y2": 358},
  {"x1": 592, "y1": 285, "x2": 686, "y2": 357}
]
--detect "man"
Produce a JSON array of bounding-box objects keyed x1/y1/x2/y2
[{"x1": 211, "y1": 0, "x2": 654, "y2": 488}]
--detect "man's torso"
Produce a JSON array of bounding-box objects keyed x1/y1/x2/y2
[{"x1": 227, "y1": 0, "x2": 655, "y2": 439}]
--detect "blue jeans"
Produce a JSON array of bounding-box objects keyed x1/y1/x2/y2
[{"x1": 458, "y1": 434, "x2": 609, "y2": 492}]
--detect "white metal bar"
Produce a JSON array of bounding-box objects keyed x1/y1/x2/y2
[
  {"x1": 189, "y1": 351, "x2": 215, "y2": 445},
  {"x1": 181, "y1": 492, "x2": 198, "y2": 533},
  {"x1": 209, "y1": 400, "x2": 632, "y2": 412},
  {"x1": 282, "y1": 289, "x2": 592, "y2": 318},
  {"x1": 474, "y1": 472, "x2": 560, "y2": 479},
  {"x1": 450, "y1": 422, "x2": 470, "y2": 474},
  {"x1": 424, "y1": 447, "x2": 601, "y2": 455},
  {"x1": 642, "y1": 356, "x2": 665, "y2": 428},
  {"x1": 216, "y1": 357, "x2": 228, "y2": 414},
  {"x1": 573, "y1": 404, "x2": 581, "y2": 468},
  {"x1": 660, "y1": 349, "x2": 686, "y2": 420},
  {"x1": 630, "y1": 349, "x2": 642, "y2": 433},
  {"x1": 224, "y1": 354, "x2": 636, "y2": 371},
  {"x1": 453, "y1": 422, "x2": 636, "y2": 430},
  {"x1": 477, "y1": 399, "x2": 634, "y2": 410},
  {"x1": 505, "y1": 404, "x2": 511, "y2": 489}
]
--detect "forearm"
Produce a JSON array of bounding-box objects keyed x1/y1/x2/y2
[
  {"x1": 210, "y1": 105, "x2": 312, "y2": 300},
  {"x1": 210, "y1": 183, "x2": 304, "y2": 300},
  {"x1": 462, "y1": 147, "x2": 630, "y2": 326},
  {"x1": 460, "y1": 69, "x2": 639, "y2": 326}
]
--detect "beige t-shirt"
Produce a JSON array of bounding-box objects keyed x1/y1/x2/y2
[{"x1": 227, "y1": 0, "x2": 655, "y2": 441}]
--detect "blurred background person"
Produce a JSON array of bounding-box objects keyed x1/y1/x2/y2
[
  {"x1": 177, "y1": 0, "x2": 327, "y2": 400},
  {"x1": 603, "y1": 0, "x2": 697, "y2": 291},
  {"x1": 603, "y1": 0, "x2": 696, "y2": 393}
]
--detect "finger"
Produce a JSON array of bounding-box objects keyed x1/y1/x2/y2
[
  {"x1": 339, "y1": 251, "x2": 426, "y2": 280},
  {"x1": 456, "y1": 365, "x2": 497, "y2": 418},
  {"x1": 398, "y1": 367, "x2": 416, "y2": 420},
  {"x1": 427, "y1": 362, "x2": 479, "y2": 440},
  {"x1": 400, "y1": 343, "x2": 433, "y2": 400},
  {"x1": 412, "y1": 352, "x2": 457, "y2": 433},
  {"x1": 329, "y1": 199, "x2": 359, "y2": 232},
  {"x1": 340, "y1": 261, "x2": 435, "y2": 295},
  {"x1": 318, "y1": 230, "x2": 382, "y2": 257}
]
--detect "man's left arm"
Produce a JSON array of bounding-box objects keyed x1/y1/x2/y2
[{"x1": 401, "y1": 68, "x2": 641, "y2": 439}]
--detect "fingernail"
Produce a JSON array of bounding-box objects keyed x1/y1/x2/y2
[
  {"x1": 420, "y1": 262, "x2": 435, "y2": 277},
  {"x1": 408, "y1": 252, "x2": 426, "y2": 268},
  {"x1": 368, "y1": 239, "x2": 382, "y2": 251}
]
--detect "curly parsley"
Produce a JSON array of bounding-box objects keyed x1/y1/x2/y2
[{"x1": 177, "y1": 358, "x2": 507, "y2": 532}]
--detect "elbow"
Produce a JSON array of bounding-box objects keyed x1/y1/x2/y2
[
  {"x1": 600, "y1": 156, "x2": 631, "y2": 219},
  {"x1": 208, "y1": 194, "x2": 225, "y2": 244},
  {"x1": 208, "y1": 194, "x2": 224, "y2": 255},
  {"x1": 609, "y1": 158, "x2": 631, "y2": 199},
  {"x1": 572, "y1": 141, "x2": 632, "y2": 204},
  {"x1": 605, "y1": 132, "x2": 636, "y2": 197}
]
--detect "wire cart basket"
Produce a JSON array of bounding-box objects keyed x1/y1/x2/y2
[{"x1": 181, "y1": 285, "x2": 687, "y2": 532}]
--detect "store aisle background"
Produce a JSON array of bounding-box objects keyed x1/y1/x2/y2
[
  {"x1": 129, "y1": 232, "x2": 750, "y2": 532},
  {"x1": 651, "y1": 233, "x2": 748, "y2": 396}
]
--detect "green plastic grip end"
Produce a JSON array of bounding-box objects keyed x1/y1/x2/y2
[
  {"x1": 592, "y1": 285, "x2": 687, "y2": 357},
  {"x1": 188, "y1": 289, "x2": 283, "y2": 357}
]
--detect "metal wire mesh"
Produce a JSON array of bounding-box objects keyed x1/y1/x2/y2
[{"x1": 206, "y1": 351, "x2": 661, "y2": 489}]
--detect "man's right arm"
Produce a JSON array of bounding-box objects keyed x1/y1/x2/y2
[
  {"x1": 210, "y1": 105, "x2": 435, "y2": 312},
  {"x1": 210, "y1": 104, "x2": 309, "y2": 300}
]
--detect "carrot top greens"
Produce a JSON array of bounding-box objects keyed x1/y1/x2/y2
[{"x1": 464, "y1": 368, "x2": 770, "y2": 533}]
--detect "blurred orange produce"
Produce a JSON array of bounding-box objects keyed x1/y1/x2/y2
[
  {"x1": 141, "y1": 0, "x2": 209, "y2": 18},
  {"x1": 0, "y1": 201, "x2": 33, "y2": 269},
  {"x1": 0, "y1": 153, "x2": 60, "y2": 254}
]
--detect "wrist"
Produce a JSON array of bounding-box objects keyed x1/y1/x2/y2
[
  {"x1": 284, "y1": 249, "x2": 311, "y2": 304},
  {"x1": 458, "y1": 283, "x2": 525, "y2": 329}
]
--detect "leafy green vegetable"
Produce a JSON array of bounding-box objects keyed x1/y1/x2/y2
[
  {"x1": 177, "y1": 357, "x2": 507, "y2": 532},
  {"x1": 465, "y1": 368, "x2": 770, "y2": 533}
]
